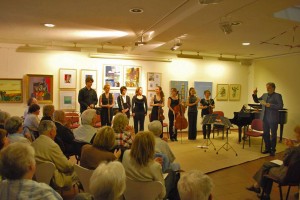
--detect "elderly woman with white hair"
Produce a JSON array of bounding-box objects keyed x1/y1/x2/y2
[
  {"x1": 148, "y1": 120, "x2": 180, "y2": 172},
  {"x1": 0, "y1": 111, "x2": 10, "y2": 129},
  {"x1": 178, "y1": 170, "x2": 214, "y2": 200},
  {"x1": 0, "y1": 143, "x2": 62, "y2": 199},
  {"x1": 5, "y1": 116, "x2": 30, "y2": 144},
  {"x1": 74, "y1": 109, "x2": 97, "y2": 143}
]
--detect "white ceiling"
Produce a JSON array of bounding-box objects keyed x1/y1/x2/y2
[{"x1": 0, "y1": 0, "x2": 300, "y2": 59}]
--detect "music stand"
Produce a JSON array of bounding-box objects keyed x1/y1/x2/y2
[
  {"x1": 216, "y1": 116, "x2": 238, "y2": 156},
  {"x1": 197, "y1": 114, "x2": 217, "y2": 152}
]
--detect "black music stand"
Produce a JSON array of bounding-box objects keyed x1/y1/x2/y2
[
  {"x1": 216, "y1": 116, "x2": 238, "y2": 156},
  {"x1": 197, "y1": 114, "x2": 218, "y2": 152}
]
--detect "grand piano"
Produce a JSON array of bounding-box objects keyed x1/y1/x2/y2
[{"x1": 230, "y1": 104, "x2": 288, "y2": 143}]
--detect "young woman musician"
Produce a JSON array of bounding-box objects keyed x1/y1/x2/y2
[
  {"x1": 150, "y1": 86, "x2": 165, "y2": 138},
  {"x1": 99, "y1": 84, "x2": 114, "y2": 126},
  {"x1": 117, "y1": 86, "x2": 131, "y2": 119},
  {"x1": 199, "y1": 90, "x2": 215, "y2": 139},
  {"x1": 186, "y1": 87, "x2": 200, "y2": 140},
  {"x1": 167, "y1": 88, "x2": 179, "y2": 141},
  {"x1": 132, "y1": 87, "x2": 147, "y2": 133}
]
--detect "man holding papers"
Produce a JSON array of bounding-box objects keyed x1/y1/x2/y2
[{"x1": 252, "y1": 82, "x2": 283, "y2": 156}]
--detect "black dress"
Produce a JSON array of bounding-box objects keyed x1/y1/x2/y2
[
  {"x1": 117, "y1": 95, "x2": 131, "y2": 119},
  {"x1": 132, "y1": 95, "x2": 147, "y2": 133},
  {"x1": 168, "y1": 97, "x2": 179, "y2": 140},
  {"x1": 150, "y1": 95, "x2": 163, "y2": 122},
  {"x1": 188, "y1": 95, "x2": 198, "y2": 140},
  {"x1": 200, "y1": 98, "x2": 215, "y2": 139},
  {"x1": 101, "y1": 93, "x2": 113, "y2": 126}
]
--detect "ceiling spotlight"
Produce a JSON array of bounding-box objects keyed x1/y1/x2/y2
[
  {"x1": 135, "y1": 35, "x2": 147, "y2": 46},
  {"x1": 219, "y1": 21, "x2": 232, "y2": 34},
  {"x1": 43, "y1": 23, "x2": 55, "y2": 28},
  {"x1": 129, "y1": 8, "x2": 144, "y2": 13},
  {"x1": 242, "y1": 42, "x2": 250, "y2": 46},
  {"x1": 170, "y1": 40, "x2": 182, "y2": 51}
]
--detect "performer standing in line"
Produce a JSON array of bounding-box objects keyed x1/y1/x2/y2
[
  {"x1": 149, "y1": 86, "x2": 165, "y2": 138},
  {"x1": 117, "y1": 86, "x2": 131, "y2": 119},
  {"x1": 186, "y1": 87, "x2": 200, "y2": 140},
  {"x1": 199, "y1": 90, "x2": 215, "y2": 139},
  {"x1": 167, "y1": 88, "x2": 180, "y2": 141},
  {"x1": 78, "y1": 77, "x2": 98, "y2": 114},
  {"x1": 99, "y1": 84, "x2": 114, "y2": 126},
  {"x1": 132, "y1": 87, "x2": 147, "y2": 134},
  {"x1": 252, "y1": 82, "x2": 283, "y2": 156}
]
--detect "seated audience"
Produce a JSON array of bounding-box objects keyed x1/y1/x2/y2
[
  {"x1": 0, "y1": 111, "x2": 10, "y2": 129},
  {"x1": 23, "y1": 97, "x2": 38, "y2": 119},
  {"x1": 80, "y1": 126, "x2": 121, "y2": 170},
  {"x1": 122, "y1": 131, "x2": 168, "y2": 199},
  {"x1": 23, "y1": 104, "x2": 40, "y2": 140},
  {"x1": 89, "y1": 161, "x2": 126, "y2": 200},
  {"x1": 0, "y1": 129, "x2": 9, "y2": 150},
  {"x1": 31, "y1": 120, "x2": 77, "y2": 188},
  {"x1": 246, "y1": 125, "x2": 300, "y2": 200},
  {"x1": 74, "y1": 109, "x2": 97, "y2": 143},
  {"x1": 148, "y1": 120, "x2": 180, "y2": 172},
  {"x1": 41, "y1": 104, "x2": 55, "y2": 121},
  {"x1": 113, "y1": 113, "x2": 135, "y2": 149},
  {"x1": 53, "y1": 110, "x2": 75, "y2": 156},
  {"x1": 0, "y1": 142, "x2": 62, "y2": 200},
  {"x1": 178, "y1": 170, "x2": 214, "y2": 200},
  {"x1": 5, "y1": 116, "x2": 30, "y2": 144}
]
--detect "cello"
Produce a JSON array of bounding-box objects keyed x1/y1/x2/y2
[{"x1": 174, "y1": 93, "x2": 188, "y2": 130}]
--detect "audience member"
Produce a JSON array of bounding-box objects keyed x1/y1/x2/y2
[
  {"x1": 246, "y1": 125, "x2": 300, "y2": 200},
  {"x1": 0, "y1": 129, "x2": 9, "y2": 150},
  {"x1": 89, "y1": 161, "x2": 126, "y2": 200},
  {"x1": 113, "y1": 113, "x2": 135, "y2": 149},
  {"x1": 23, "y1": 97, "x2": 38, "y2": 119},
  {"x1": 24, "y1": 104, "x2": 40, "y2": 140},
  {"x1": 178, "y1": 170, "x2": 214, "y2": 200},
  {"x1": 74, "y1": 109, "x2": 97, "y2": 143},
  {"x1": 148, "y1": 120, "x2": 180, "y2": 172},
  {"x1": 0, "y1": 142, "x2": 62, "y2": 200},
  {"x1": 5, "y1": 116, "x2": 30, "y2": 144},
  {"x1": 80, "y1": 126, "x2": 121, "y2": 170},
  {"x1": 31, "y1": 120, "x2": 77, "y2": 188},
  {"x1": 41, "y1": 104, "x2": 55, "y2": 121},
  {"x1": 0, "y1": 111, "x2": 10, "y2": 129}
]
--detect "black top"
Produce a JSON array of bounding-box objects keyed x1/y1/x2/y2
[
  {"x1": 117, "y1": 95, "x2": 131, "y2": 118},
  {"x1": 168, "y1": 97, "x2": 179, "y2": 110},
  {"x1": 150, "y1": 95, "x2": 163, "y2": 121},
  {"x1": 200, "y1": 98, "x2": 215, "y2": 117},
  {"x1": 101, "y1": 93, "x2": 113, "y2": 105},
  {"x1": 132, "y1": 95, "x2": 147, "y2": 114},
  {"x1": 78, "y1": 87, "x2": 98, "y2": 113},
  {"x1": 188, "y1": 95, "x2": 198, "y2": 113}
]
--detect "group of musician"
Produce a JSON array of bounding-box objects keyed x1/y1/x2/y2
[{"x1": 79, "y1": 77, "x2": 218, "y2": 141}]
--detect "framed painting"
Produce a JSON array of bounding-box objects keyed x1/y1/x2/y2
[
  {"x1": 216, "y1": 84, "x2": 228, "y2": 101},
  {"x1": 147, "y1": 72, "x2": 162, "y2": 91},
  {"x1": 229, "y1": 84, "x2": 241, "y2": 101},
  {"x1": 124, "y1": 66, "x2": 141, "y2": 89},
  {"x1": 0, "y1": 78, "x2": 23, "y2": 103},
  {"x1": 170, "y1": 81, "x2": 188, "y2": 102},
  {"x1": 26, "y1": 74, "x2": 53, "y2": 104},
  {"x1": 147, "y1": 91, "x2": 156, "y2": 109},
  {"x1": 81, "y1": 70, "x2": 97, "y2": 89},
  {"x1": 103, "y1": 65, "x2": 123, "y2": 89},
  {"x1": 194, "y1": 81, "x2": 213, "y2": 99},
  {"x1": 59, "y1": 90, "x2": 76, "y2": 110},
  {"x1": 59, "y1": 69, "x2": 77, "y2": 89}
]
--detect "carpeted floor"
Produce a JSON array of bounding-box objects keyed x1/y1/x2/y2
[{"x1": 167, "y1": 130, "x2": 286, "y2": 173}]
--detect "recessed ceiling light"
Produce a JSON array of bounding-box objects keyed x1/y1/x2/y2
[
  {"x1": 129, "y1": 8, "x2": 144, "y2": 13},
  {"x1": 242, "y1": 42, "x2": 250, "y2": 46},
  {"x1": 231, "y1": 21, "x2": 242, "y2": 26},
  {"x1": 43, "y1": 23, "x2": 55, "y2": 28}
]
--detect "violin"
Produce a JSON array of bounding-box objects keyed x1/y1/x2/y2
[
  {"x1": 174, "y1": 96, "x2": 188, "y2": 130},
  {"x1": 158, "y1": 107, "x2": 165, "y2": 121}
]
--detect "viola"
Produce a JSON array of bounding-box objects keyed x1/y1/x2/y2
[{"x1": 158, "y1": 107, "x2": 165, "y2": 121}]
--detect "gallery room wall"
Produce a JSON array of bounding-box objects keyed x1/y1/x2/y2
[
  {"x1": 250, "y1": 53, "x2": 300, "y2": 139},
  {"x1": 0, "y1": 44, "x2": 249, "y2": 131}
]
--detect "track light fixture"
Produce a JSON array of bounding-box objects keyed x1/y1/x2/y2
[
  {"x1": 177, "y1": 51, "x2": 203, "y2": 59},
  {"x1": 135, "y1": 35, "x2": 147, "y2": 46},
  {"x1": 199, "y1": 0, "x2": 223, "y2": 5},
  {"x1": 219, "y1": 21, "x2": 233, "y2": 34},
  {"x1": 170, "y1": 39, "x2": 182, "y2": 51}
]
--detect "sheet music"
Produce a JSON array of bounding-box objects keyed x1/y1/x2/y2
[
  {"x1": 270, "y1": 159, "x2": 283, "y2": 165},
  {"x1": 259, "y1": 100, "x2": 267, "y2": 105}
]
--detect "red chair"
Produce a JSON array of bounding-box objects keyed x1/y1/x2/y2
[
  {"x1": 65, "y1": 112, "x2": 80, "y2": 130},
  {"x1": 243, "y1": 119, "x2": 264, "y2": 152},
  {"x1": 93, "y1": 114, "x2": 101, "y2": 128},
  {"x1": 212, "y1": 111, "x2": 225, "y2": 139}
]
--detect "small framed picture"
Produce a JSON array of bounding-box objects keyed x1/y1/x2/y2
[
  {"x1": 147, "y1": 72, "x2": 162, "y2": 91},
  {"x1": 81, "y1": 70, "x2": 97, "y2": 89},
  {"x1": 59, "y1": 69, "x2": 77, "y2": 89},
  {"x1": 229, "y1": 84, "x2": 241, "y2": 101},
  {"x1": 26, "y1": 74, "x2": 53, "y2": 104},
  {"x1": 124, "y1": 65, "x2": 141, "y2": 89},
  {"x1": 147, "y1": 91, "x2": 156, "y2": 109},
  {"x1": 0, "y1": 78, "x2": 23, "y2": 103},
  {"x1": 216, "y1": 84, "x2": 228, "y2": 101},
  {"x1": 59, "y1": 90, "x2": 76, "y2": 110},
  {"x1": 103, "y1": 65, "x2": 123, "y2": 89}
]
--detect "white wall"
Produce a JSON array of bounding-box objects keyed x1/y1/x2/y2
[
  {"x1": 0, "y1": 44, "x2": 250, "y2": 131},
  {"x1": 250, "y1": 54, "x2": 300, "y2": 139}
]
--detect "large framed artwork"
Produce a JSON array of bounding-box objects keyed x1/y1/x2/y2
[
  {"x1": 59, "y1": 69, "x2": 77, "y2": 89},
  {"x1": 170, "y1": 81, "x2": 188, "y2": 102},
  {"x1": 124, "y1": 66, "x2": 141, "y2": 89},
  {"x1": 229, "y1": 84, "x2": 241, "y2": 101},
  {"x1": 147, "y1": 72, "x2": 162, "y2": 91},
  {"x1": 194, "y1": 81, "x2": 213, "y2": 99},
  {"x1": 59, "y1": 90, "x2": 76, "y2": 110},
  {"x1": 147, "y1": 91, "x2": 156, "y2": 109},
  {"x1": 0, "y1": 78, "x2": 23, "y2": 103},
  {"x1": 81, "y1": 70, "x2": 97, "y2": 89},
  {"x1": 26, "y1": 74, "x2": 53, "y2": 104},
  {"x1": 216, "y1": 84, "x2": 228, "y2": 101},
  {"x1": 104, "y1": 65, "x2": 123, "y2": 89}
]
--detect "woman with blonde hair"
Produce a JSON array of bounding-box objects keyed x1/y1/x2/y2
[
  {"x1": 99, "y1": 84, "x2": 114, "y2": 126},
  {"x1": 80, "y1": 126, "x2": 121, "y2": 170},
  {"x1": 113, "y1": 113, "x2": 135, "y2": 149},
  {"x1": 131, "y1": 87, "x2": 147, "y2": 133}
]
